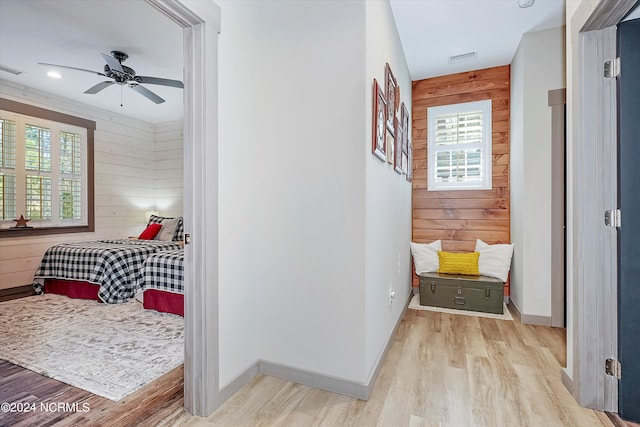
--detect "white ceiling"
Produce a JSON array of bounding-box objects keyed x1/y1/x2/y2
[
  {"x1": 0, "y1": 0, "x2": 183, "y2": 124},
  {"x1": 389, "y1": 0, "x2": 566, "y2": 80},
  {"x1": 0, "y1": 0, "x2": 576, "y2": 122},
  {"x1": 624, "y1": 4, "x2": 640, "y2": 20}
]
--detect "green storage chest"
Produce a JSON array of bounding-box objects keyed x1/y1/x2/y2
[{"x1": 419, "y1": 272, "x2": 504, "y2": 314}]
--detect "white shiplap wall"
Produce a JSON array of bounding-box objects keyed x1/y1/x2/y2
[
  {"x1": 0, "y1": 81, "x2": 183, "y2": 290},
  {"x1": 154, "y1": 121, "x2": 183, "y2": 218}
]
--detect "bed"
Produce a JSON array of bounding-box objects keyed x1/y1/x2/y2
[
  {"x1": 33, "y1": 239, "x2": 181, "y2": 304},
  {"x1": 134, "y1": 249, "x2": 184, "y2": 316}
]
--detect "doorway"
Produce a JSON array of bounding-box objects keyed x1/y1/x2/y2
[{"x1": 145, "y1": 0, "x2": 222, "y2": 417}]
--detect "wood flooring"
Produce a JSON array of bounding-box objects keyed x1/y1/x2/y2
[{"x1": 0, "y1": 305, "x2": 631, "y2": 426}]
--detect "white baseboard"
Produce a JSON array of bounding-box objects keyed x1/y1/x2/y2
[
  {"x1": 217, "y1": 361, "x2": 260, "y2": 404},
  {"x1": 259, "y1": 293, "x2": 411, "y2": 401},
  {"x1": 561, "y1": 367, "x2": 574, "y2": 395},
  {"x1": 217, "y1": 293, "x2": 411, "y2": 402},
  {"x1": 509, "y1": 301, "x2": 552, "y2": 326},
  {"x1": 259, "y1": 360, "x2": 369, "y2": 400}
]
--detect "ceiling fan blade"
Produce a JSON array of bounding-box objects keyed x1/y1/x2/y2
[
  {"x1": 129, "y1": 83, "x2": 165, "y2": 104},
  {"x1": 38, "y1": 62, "x2": 105, "y2": 77},
  {"x1": 100, "y1": 52, "x2": 124, "y2": 73},
  {"x1": 84, "y1": 81, "x2": 115, "y2": 94},
  {"x1": 136, "y1": 76, "x2": 184, "y2": 88}
]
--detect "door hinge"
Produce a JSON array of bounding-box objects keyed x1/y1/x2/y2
[
  {"x1": 605, "y1": 358, "x2": 621, "y2": 379},
  {"x1": 604, "y1": 57, "x2": 621, "y2": 78},
  {"x1": 184, "y1": 233, "x2": 191, "y2": 245},
  {"x1": 604, "y1": 209, "x2": 621, "y2": 228}
]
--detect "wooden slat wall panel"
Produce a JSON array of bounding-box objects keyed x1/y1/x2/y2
[
  {"x1": 154, "y1": 121, "x2": 184, "y2": 218},
  {"x1": 411, "y1": 65, "x2": 511, "y2": 294}
]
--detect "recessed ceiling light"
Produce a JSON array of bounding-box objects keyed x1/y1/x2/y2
[
  {"x1": 518, "y1": 0, "x2": 535, "y2": 8},
  {"x1": 47, "y1": 71, "x2": 62, "y2": 79},
  {"x1": 449, "y1": 51, "x2": 478, "y2": 64}
]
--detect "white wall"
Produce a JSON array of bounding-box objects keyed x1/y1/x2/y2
[
  {"x1": 251, "y1": 0, "x2": 367, "y2": 383},
  {"x1": 216, "y1": 0, "x2": 368, "y2": 385},
  {"x1": 364, "y1": 0, "x2": 413, "y2": 378},
  {"x1": 154, "y1": 121, "x2": 184, "y2": 218},
  {"x1": 216, "y1": 0, "x2": 260, "y2": 387},
  {"x1": 510, "y1": 42, "x2": 525, "y2": 311},
  {"x1": 509, "y1": 27, "x2": 565, "y2": 319},
  {"x1": 216, "y1": 0, "x2": 411, "y2": 389},
  {"x1": 0, "y1": 81, "x2": 183, "y2": 291}
]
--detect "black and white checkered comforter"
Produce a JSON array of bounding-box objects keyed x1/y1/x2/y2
[
  {"x1": 134, "y1": 249, "x2": 184, "y2": 295},
  {"x1": 33, "y1": 239, "x2": 181, "y2": 304}
]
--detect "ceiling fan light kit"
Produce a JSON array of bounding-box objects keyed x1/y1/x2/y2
[
  {"x1": 518, "y1": 0, "x2": 535, "y2": 8},
  {"x1": 38, "y1": 50, "x2": 183, "y2": 105}
]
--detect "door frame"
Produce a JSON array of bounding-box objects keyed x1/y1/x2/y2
[
  {"x1": 570, "y1": 0, "x2": 637, "y2": 412},
  {"x1": 549, "y1": 88, "x2": 566, "y2": 328},
  {"x1": 145, "y1": 0, "x2": 221, "y2": 416}
]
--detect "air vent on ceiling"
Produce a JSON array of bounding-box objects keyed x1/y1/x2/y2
[
  {"x1": 0, "y1": 65, "x2": 24, "y2": 75},
  {"x1": 449, "y1": 51, "x2": 478, "y2": 64}
]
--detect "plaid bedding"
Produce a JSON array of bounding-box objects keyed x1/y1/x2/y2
[
  {"x1": 33, "y1": 239, "x2": 181, "y2": 303},
  {"x1": 134, "y1": 249, "x2": 184, "y2": 295}
]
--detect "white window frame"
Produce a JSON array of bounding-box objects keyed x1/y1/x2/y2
[
  {"x1": 427, "y1": 99, "x2": 492, "y2": 191},
  {"x1": 0, "y1": 110, "x2": 88, "y2": 228}
]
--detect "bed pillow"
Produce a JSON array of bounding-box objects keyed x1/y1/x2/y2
[
  {"x1": 147, "y1": 214, "x2": 184, "y2": 242},
  {"x1": 437, "y1": 251, "x2": 480, "y2": 275},
  {"x1": 138, "y1": 223, "x2": 162, "y2": 240},
  {"x1": 155, "y1": 217, "x2": 179, "y2": 241},
  {"x1": 410, "y1": 240, "x2": 442, "y2": 274},
  {"x1": 475, "y1": 239, "x2": 514, "y2": 282}
]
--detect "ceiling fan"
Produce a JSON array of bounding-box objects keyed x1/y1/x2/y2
[{"x1": 38, "y1": 51, "x2": 183, "y2": 104}]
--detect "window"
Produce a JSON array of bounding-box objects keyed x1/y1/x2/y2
[
  {"x1": 0, "y1": 118, "x2": 17, "y2": 220},
  {"x1": 0, "y1": 98, "x2": 95, "y2": 237},
  {"x1": 427, "y1": 100, "x2": 492, "y2": 191}
]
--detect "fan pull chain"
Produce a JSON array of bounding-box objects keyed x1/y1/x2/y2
[{"x1": 120, "y1": 85, "x2": 123, "y2": 107}]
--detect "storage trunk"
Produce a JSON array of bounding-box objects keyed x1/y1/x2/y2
[{"x1": 419, "y1": 272, "x2": 504, "y2": 314}]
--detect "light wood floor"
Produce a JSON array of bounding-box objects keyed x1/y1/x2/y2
[{"x1": 1, "y1": 305, "x2": 629, "y2": 426}]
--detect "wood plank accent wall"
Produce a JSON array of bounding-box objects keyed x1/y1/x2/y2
[{"x1": 411, "y1": 65, "x2": 511, "y2": 291}]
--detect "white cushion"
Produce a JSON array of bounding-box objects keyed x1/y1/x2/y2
[
  {"x1": 410, "y1": 240, "x2": 442, "y2": 274},
  {"x1": 474, "y1": 239, "x2": 514, "y2": 282},
  {"x1": 155, "y1": 217, "x2": 179, "y2": 241}
]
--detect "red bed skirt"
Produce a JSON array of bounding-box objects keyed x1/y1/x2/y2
[
  {"x1": 43, "y1": 279, "x2": 183, "y2": 316},
  {"x1": 143, "y1": 289, "x2": 184, "y2": 317},
  {"x1": 44, "y1": 279, "x2": 101, "y2": 301}
]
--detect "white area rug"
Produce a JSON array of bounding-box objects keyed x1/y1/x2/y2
[
  {"x1": 408, "y1": 294, "x2": 513, "y2": 320},
  {"x1": 0, "y1": 294, "x2": 183, "y2": 401}
]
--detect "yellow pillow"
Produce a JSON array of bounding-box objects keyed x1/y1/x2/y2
[{"x1": 437, "y1": 251, "x2": 480, "y2": 275}]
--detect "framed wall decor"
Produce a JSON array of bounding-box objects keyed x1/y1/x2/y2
[
  {"x1": 372, "y1": 79, "x2": 386, "y2": 161},
  {"x1": 402, "y1": 144, "x2": 409, "y2": 174},
  {"x1": 406, "y1": 140, "x2": 413, "y2": 182},
  {"x1": 385, "y1": 63, "x2": 397, "y2": 134},
  {"x1": 386, "y1": 127, "x2": 394, "y2": 164},
  {"x1": 394, "y1": 121, "x2": 403, "y2": 174},
  {"x1": 400, "y1": 103, "x2": 409, "y2": 174}
]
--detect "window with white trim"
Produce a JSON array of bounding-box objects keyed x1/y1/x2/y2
[
  {"x1": 0, "y1": 110, "x2": 88, "y2": 228},
  {"x1": 427, "y1": 100, "x2": 492, "y2": 191}
]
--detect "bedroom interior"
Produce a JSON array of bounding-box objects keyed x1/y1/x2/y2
[
  {"x1": 0, "y1": 0, "x2": 187, "y2": 407},
  {"x1": 1, "y1": 0, "x2": 640, "y2": 425}
]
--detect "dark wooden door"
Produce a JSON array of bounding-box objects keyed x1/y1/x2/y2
[{"x1": 617, "y1": 17, "x2": 640, "y2": 423}]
